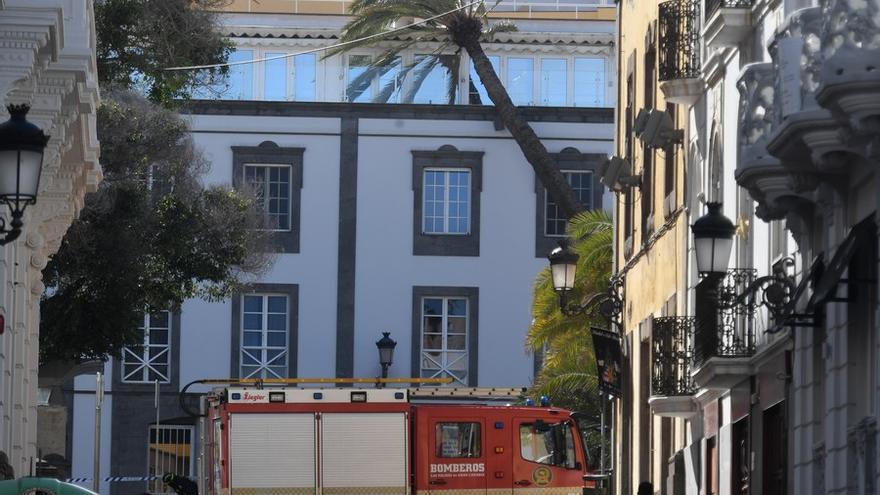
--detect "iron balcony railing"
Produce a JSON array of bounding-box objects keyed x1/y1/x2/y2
[
  {"x1": 652, "y1": 316, "x2": 696, "y2": 396},
  {"x1": 694, "y1": 268, "x2": 758, "y2": 365},
  {"x1": 706, "y1": 0, "x2": 754, "y2": 20},
  {"x1": 658, "y1": 0, "x2": 701, "y2": 81}
]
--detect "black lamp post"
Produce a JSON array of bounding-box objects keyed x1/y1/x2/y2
[
  {"x1": 0, "y1": 104, "x2": 49, "y2": 245},
  {"x1": 690, "y1": 202, "x2": 735, "y2": 362},
  {"x1": 548, "y1": 239, "x2": 622, "y2": 323},
  {"x1": 690, "y1": 202, "x2": 796, "y2": 362},
  {"x1": 375, "y1": 331, "x2": 397, "y2": 384}
]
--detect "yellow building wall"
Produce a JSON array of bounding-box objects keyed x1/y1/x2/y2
[{"x1": 612, "y1": 0, "x2": 691, "y2": 492}]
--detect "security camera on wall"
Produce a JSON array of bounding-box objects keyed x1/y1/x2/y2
[
  {"x1": 638, "y1": 109, "x2": 684, "y2": 149},
  {"x1": 599, "y1": 155, "x2": 641, "y2": 192}
]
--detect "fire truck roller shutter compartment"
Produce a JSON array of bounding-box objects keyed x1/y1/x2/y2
[
  {"x1": 321, "y1": 413, "x2": 409, "y2": 495},
  {"x1": 230, "y1": 413, "x2": 316, "y2": 495}
]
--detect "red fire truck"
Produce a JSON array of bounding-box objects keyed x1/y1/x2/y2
[{"x1": 200, "y1": 386, "x2": 598, "y2": 495}]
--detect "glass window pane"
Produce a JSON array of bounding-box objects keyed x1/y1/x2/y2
[
  {"x1": 448, "y1": 334, "x2": 466, "y2": 350},
  {"x1": 294, "y1": 53, "x2": 316, "y2": 102},
  {"x1": 423, "y1": 333, "x2": 442, "y2": 350},
  {"x1": 507, "y1": 58, "x2": 534, "y2": 106},
  {"x1": 435, "y1": 423, "x2": 482, "y2": 458},
  {"x1": 149, "y1": 312, "x2": 169, "y2": 328},
  {"x1": 347, "y1": 55, "x2": 373, "y2": 103},
  {"x1": 423, "y1": 298, "x2": 443, "y2": 315},
  {"x1": 269, "y1": 365, "x2": 287, "y2": 377},
  {"x1": 448, "y1": 299, "x2": 467, "y2": 316},
  {"x1": 264, "y1": 53, "x2": 288, "y2": 100},
  {"x1": 243, "y1": 296, "x2": 262, "y2": 313},
  {"x1": 469, "y1": 55, "x2": 500, "y2": 105},
  {"x1": 226, "y1": 50, "x2": 254, "y2": 100},
  {"x1": 412, "y1": 55, "x2": 457, "y2": 104},
  {"x1": 266, "y1": 349, "x2": 285, "y2": 363},
  {"x1": 422, "y1": 353, "x2": 442, "y2": 369},
  {"x1": 267, "y1": 332, "x2": 286, "y2": 347},
  {"x1": 150, "y1": 330, "x2": 169, "y2": 345},
  {"x1": 540, "y1": 58, "x2": 567, "y2": 106},
  {"x1": 268, "y1": 296, "x2": 287, "y2": 313},
  {"x1": 148, "y1": 367, "x2": 168, "y2": 382},
  {"x1": 378, "y1": 57, "x2": 402, "y2": 103},
  {"x1": 124, "y1": 364, "x2": 142, "y2": 379},
  {"x1": 574, "y1": 58, "x2": 605, "y2": 107},
  {"x1": 545, "y1": 171, "x2": 593, "y2": 235},
  {"x1": 447, "y1": 317, "x2": 467, "y2": 335},
  {"x1": 243, "y1": 331, "x2": 262, "y2": 347},
  {"x1": 267, "y1": 314, "x2": 286, "y2": 331},
  {"x1": 447, "y1": 352, "x2": 468, "y2": 370},
  {"x1": 424, "y1": 316, "x2": 442, "y2": 334},
  {"x1": 243, "y1": 314, "x2": 262, "y2": 330}
]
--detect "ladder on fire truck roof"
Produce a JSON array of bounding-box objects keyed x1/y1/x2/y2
[
  {"x1": 408, "y1": 387, "x2": 528, "y2": 399},
  {"x1": 182, "y1": 378, "x2": 532, "y2": 415}
]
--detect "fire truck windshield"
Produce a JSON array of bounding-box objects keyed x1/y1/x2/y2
[{"x1": 519, "y1": 421, "x2": 578, "y2": 469}]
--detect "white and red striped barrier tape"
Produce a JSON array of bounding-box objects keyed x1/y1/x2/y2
[{"x1": 65, "y1": 476, "x2": 161, "y2": 483}]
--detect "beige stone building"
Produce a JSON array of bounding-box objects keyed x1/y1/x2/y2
[
  {"x1": 611, "y1": 0, "x2": 880, "y2": 491},
  {"x1": 0, "y1": 0, "x2": 101, "y2": 477}
]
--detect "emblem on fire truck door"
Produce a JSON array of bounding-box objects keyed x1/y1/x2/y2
[{"x1": 532, "y1": 467, "x2": 552, "y2": 486}]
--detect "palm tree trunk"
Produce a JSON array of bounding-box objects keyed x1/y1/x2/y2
[{"x1": 464, "y1": 41, "x2": 584, "y2": 218}]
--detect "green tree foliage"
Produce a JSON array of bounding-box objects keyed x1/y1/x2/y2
[
  {"x1": 328, "y1": 0, "x2": 583, "y2": 218},
  {"x1": 527, "y1": 210, "x2": 613, "y2": 388},
  {"x1": 526, "y1": 210, "x2": 613, "y2": 465},
  {"x1": 96, "y1": 0, "x2": 232, "y2": 104},
  {"x1": 40, "y1": 91, "x2": 273, "y2": 362},
  {"x1": 527, "y1": 210, "x2": 612, "y2": 409}
]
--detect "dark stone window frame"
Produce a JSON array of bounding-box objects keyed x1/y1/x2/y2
[
  {"x1": 232, "y1": 141, "x2": 304, "y2": 254},
  {"x1": 411, "y1": 286, "x2": 479, "y2": 387},
  {"x1": 230, "y1": 283, "x2": 299, "y2": 379},
  {"x1": 534, "y1": 148, "x2": 606, "y2": 257},
  {"x1": 412, "y1": 145, "x2": 483, "y2": 257},
  {"x1": 113, "y1": 312, "x2": 182, "y2": 393}
]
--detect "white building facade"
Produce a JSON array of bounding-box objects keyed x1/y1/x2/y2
[
  {"x1": 66, "y1": 4, "x2": 617, "y2": 494},
  {"x1": 0, "y1": 0, "x2": 101, "y2": 478}
]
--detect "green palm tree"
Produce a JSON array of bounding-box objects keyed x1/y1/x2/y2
[
  {"x1": 527, "y1": 209, "x2": 612, "y2": 408},
  {"x1": 328, "y1": 0, "x2": 583, "y2": 218}
]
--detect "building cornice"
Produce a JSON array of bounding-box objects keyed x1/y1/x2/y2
[
  {"x1": 178, "y1": 99, "x2": 615, "y2": 124},
  {"x1": 225, "y1": 27, "x2": 615, "y2": 49}
]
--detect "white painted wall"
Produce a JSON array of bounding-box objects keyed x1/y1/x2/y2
[{"x1": 176, "y1": 113, "x2": 613, "y2": 387}]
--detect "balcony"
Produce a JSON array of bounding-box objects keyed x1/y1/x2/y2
[
  {"x1": 658, "y1": 0, "x2": 703, "y2": 106},
  {"x1": 703, "y1": 0, "x2": 754, "y2": 49},
  {"x1": 692, "y1": 269, "x2": 757, "y2": 390},
  {"x1": 735, "y1": 62, "x2": 801, "y2": 221},
  {"x1": 649, "y1": 316, "x2": 698, "y2": 418},
  {"x1": 815, "y1": 0, "x2": 880, "y2": 136},
  {"x1": 765, "y1": 7, "x2": 852, "y2": 176}
]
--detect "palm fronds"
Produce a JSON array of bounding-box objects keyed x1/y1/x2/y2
[{"x1": 527, "y1": 209, "x2": 612, "y2": 412}]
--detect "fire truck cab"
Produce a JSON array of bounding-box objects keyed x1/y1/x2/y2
[{"x1": 202, "y1": 387, "x2": 594, "y2": 495}]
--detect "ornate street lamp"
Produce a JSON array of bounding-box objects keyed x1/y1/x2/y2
[
  {"x1": 375, "y1": 331, "x2": 397, "y2": 383},
  {"x1": 0, "y1": 104, "x2": 49, "y2": 245},
  {"x1": 690, "y1": 202, "x2": 796, "y2": 362},
  {"x1": 547, "y1": 239, "x2": 622, "y2": 322},
  {"x1": 548, "y1": 239, "x2": 578, "y2": 294},
  {"x1": 691, "y1": 202, "x2": 735, "y2": 277}
]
